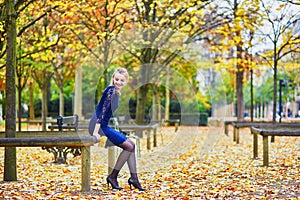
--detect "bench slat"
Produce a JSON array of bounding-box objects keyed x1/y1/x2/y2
[
  {"x1": 251, "y1": 126, "x2": 300, "y2": 136},
  {"x1": 0, "y1": 131, "x2": 89, "y2": 138},
  {"x1": 0, "y1": 136, "x2": 97, "y2": 147}
]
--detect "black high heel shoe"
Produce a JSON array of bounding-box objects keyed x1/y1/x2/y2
[
  {"x1": 107, "y1": 177, "x2": 123, "y2": 190},
  {"x1": 128, "y1": 178, "x2": 145, "y2": 191}
]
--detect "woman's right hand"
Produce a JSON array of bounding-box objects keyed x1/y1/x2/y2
[{"x1": 93, "y1": 123, "x2": 101, "y2": 142}]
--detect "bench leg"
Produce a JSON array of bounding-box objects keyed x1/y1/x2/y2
[
  {"x1": 108, "y1": 146, "x2": 117, "y2": 174},
  {"x1": 147, "y1": 131, "x2": 151, "y2": 150},
  {"x1": 175, "y1": 122, "x2": 179, "y2": 132},
  {"x1": 253, "y1": 133, "x2": 258, "y2": 159},
  {"x1": 225, "y1": 124, "x2": 228, "y2": 136},
  {"x1": 263, "y1": 136, "x2": 269, "y2": 166},
  {"x1": 236, "y1": 128, "x2": 240, "y2": 144},
  {"x1": 271, "y1": 136, "x2": 275, "y2": 143},
  {"x1": 81, "y1": 146, "x2": 91, "y2": 191},
  {"x1": 153, "y1": 128, "x2": 157, "y2": 147},
  {"x1": 233, "y1": 127, "x2": 236, "y2": 142}
]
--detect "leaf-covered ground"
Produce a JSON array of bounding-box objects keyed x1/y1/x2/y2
[{"x1": 0, "y1": 126, "x2": 299, "y2": 199}]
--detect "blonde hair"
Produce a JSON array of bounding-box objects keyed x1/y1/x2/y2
[{"x1": 111, "y1": 68, "x2": 129, "y2": 95}]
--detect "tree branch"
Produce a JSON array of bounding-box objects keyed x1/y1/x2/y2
[{"x1": 17, "y1": 5, "x2": 59, "y2": 37}]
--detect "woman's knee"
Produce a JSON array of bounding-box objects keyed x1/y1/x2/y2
[
  {"x1": 119, "y1": 139, "x2": 135, "y2": 152},
  {"x1": 127, "y1": 139, "x2": 135, "y2": 152}
]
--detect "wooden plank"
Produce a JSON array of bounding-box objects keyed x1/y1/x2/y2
[
  {"x1": 0, "y1": 131, "x2": 89, "y2": 138},
  {"x1": 0, "y1": 136, "x2": 97, "y2": 147},
  {"x1": 251, "y1": 127, "x2": 300, "y2": 137}
]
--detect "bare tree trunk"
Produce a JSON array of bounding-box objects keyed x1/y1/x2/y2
[
  {"x1": 59, "y1": 87, "x2": 64, "y2": 116},
  {"x1": 272, "y1": 49, "x2": 278, "y2": 123},
  {"x1": 40, "y1": 71, "x2": 52, "y2": 131},
  {"x1": 136, "y1": 84, "x2": 148, "y2": 124},
  {"x1": 41, "y1": 86, "x2": 48, "y2": 131},
  {"x1": 17, "y1": 81, "x2": 22, "y2": 131},
  {"x1": 29, "y1": 82, "x2": 35, "y2": 119},
  {"x1": 236, "y1": 66, "x2": 244, "y2": 121},
  {"x1": 234, "y1": 0, "x2": 244, "y2": 122},
  {"x1": 152, "y1": 85, "x2": 157, "y2": 121},
  {"x1": 74, "y1": 65, "x2": 83, "y2": 118},
  {"x1": 136, "y1": 63, "x2": 150, "y2": 124},
  {"x1": 4, "y1": 0, "x2": 17, "y2": 181},
  {"x1": 165, "y1": 68, "x2": 170, "y2": 121}
]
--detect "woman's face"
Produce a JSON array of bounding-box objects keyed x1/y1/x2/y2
[{"x1": 113, "y1": 72, "x2": 127, "y2": 90}]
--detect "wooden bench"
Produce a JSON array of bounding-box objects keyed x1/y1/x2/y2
[
  {"x1": 224, "y1": 121, "x2": 236, "y2": 136},
  {"x1": 224, "y1": 121, "x2": 298, "y2": 144},
  {"x1": 119, "y1": 124, "x2": 159, "y2": 150},
  {"x1": 22, "y1": 119, "x2": 57, "y2": 131},
  {"x1": 48, "y1": 115, "x2": 79, "y2": 131},
  {"x1": 46, "y1": 115, "x2": 80, "y2": 163},
  {"x1": 163, "y1": 119, "x2": 180, "y2": 132},
  {"x1": 251, "y1": 125, "x2": 300, "y2": 166},
  {"x1": 0, "y1": 132, "x2": 97, "y2": 191}
]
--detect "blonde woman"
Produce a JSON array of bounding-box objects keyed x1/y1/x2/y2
[{"x1": 89, "y1": 68, "x2": 145, "y2": 191}]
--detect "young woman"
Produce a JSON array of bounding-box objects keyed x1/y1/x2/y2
[{"x1": 89, "y1": 68, "x2": 145, "y2": 191}]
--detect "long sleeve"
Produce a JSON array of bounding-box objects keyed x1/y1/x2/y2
[{"x1": 95, "y1": 86, "x2": 115, "y2": 125}]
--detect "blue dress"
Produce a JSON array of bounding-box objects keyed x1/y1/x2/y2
[{"x1": 88, "y1": 86, "x2": 127, "y2": 147}]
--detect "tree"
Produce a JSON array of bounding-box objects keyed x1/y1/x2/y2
[
  {"x1": 4, "y1": 0, "x2": 17, "y2": 181},
  {"x1": 206, "y1": 0, "x2": 262, "y2": 121},
  {"x1": 117, "y1": 0, "x2": 222, "y2": 124},
  {"x1": 258, "y1": 0, "x2": 300, "y2": 122}
]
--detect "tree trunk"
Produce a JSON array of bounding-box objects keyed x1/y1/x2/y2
[
  {"x1": 165, "y1": 69, "x2": 170, "y2": 121},
  {"x1": 74, "y1": 65, "x2": 82, "y2": 118},
  {"x1": 29, "y1": 82, "x2": 35, "y2": 120},
  {"x1": 234, "y1": 0, "x2": 244, "y2": 122},
  {"x1": 136, "y1": 84, "x2": 148, "y2": 124},
  {"x1": 250, "y1": 68, "x2": 254, "y2": 122},
  {"x1": 151, "y1": 85, "x2": 157, "y2": 121},
  {"x1": 59, "y1": 86, "x2": 64, "y2": 116},
  {"x1": 136, "y1": 63, "x2": 151, "y2": 124},
  {"x1": 17, "y1": 82, "x2": 22, "y2": 131},
  {"x1": 4, "y1": 0, "x2": 17, "y2": 181},
  {"x1": 41, "y1": 71, "x2": 51, "y2": 131},
  {"x1": 41, "y1": 86, "x2": 48, "y2": 131},
  {"x1": 236, "y1": 67, "x2": 244, "y2": 121},
  {"x1": 272, "y1": 47, "x2": 278, "y2": 123}
]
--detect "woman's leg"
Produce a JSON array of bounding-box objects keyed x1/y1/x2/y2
[
  {"x1": 107, "y1": 139, "x2": 135, "y2": 187},
  {"x1": 111, "y1": 139, "x2": 144, "y2": 190}
]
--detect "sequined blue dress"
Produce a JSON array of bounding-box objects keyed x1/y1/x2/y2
[{"x1": 88, "y1": 86, "x2": 127, "y2": 146}]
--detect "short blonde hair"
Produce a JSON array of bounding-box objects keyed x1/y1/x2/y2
[{"x1": 110, "y1": 68, "x2": 129, "y2": 95}]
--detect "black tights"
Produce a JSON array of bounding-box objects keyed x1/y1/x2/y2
[{"x1": 108, "y1": 139, "x2": 139, "y2": 181}]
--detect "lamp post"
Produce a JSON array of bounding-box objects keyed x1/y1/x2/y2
[{"x1": 279, "y1": 79, "x2": 292, "y2": 123}]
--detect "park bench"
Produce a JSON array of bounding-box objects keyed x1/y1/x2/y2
[
  {"x1": 22, "y1": 118, "x2": 57, "y2": 131},
  {"x1": 48, "y1": 114, "x2": 79, "y2": 131},
  {"x1": 251, "y1": 125, "x2": 300, "y2": 166},
  {"x1": 163, "y1": 119, "x2": 180, "y2": 132},
  {"x1": 119, "y1": 123, "x2": 159, "y2": 150},
  {"x1": 223, "y1": 121, "x2": 296, "y2": 144},
  {"x1": 0, "y1": 132, "x2": 97, "y2": 191},
  {"x1": 45, "y1": 115, "x2": 82, "y2": 163}
]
